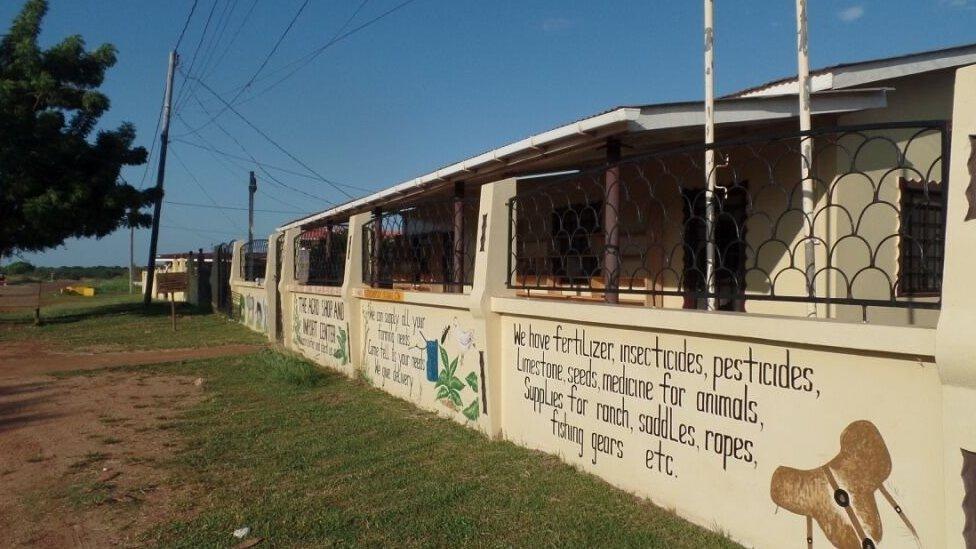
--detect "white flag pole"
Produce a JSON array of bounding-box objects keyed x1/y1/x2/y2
[
  {"x1": 797, "y1": 0, "x2": 817, "y2": 317},
  {"x1": 704, "y1": 0, "x2": 717, "y2": 311}
]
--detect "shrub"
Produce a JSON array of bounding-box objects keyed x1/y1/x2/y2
[
  {"x1": 266, "y1": 353, "x2": 324, "y2": 388},
  {"x1": 3, "y1": 261, "x2": 34, "y2": 275}
]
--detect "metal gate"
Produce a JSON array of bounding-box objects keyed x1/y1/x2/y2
[
  {"x1": 211, "y1": 241, "x2": 234, "y2": 317},
  {"x1": 274, "y1": 234, "x2": 284, "y2": 341}
]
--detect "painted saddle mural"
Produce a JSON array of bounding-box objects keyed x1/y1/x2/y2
[{"x1": 770, "y1": 420, "x2": 919, "y2": 548}]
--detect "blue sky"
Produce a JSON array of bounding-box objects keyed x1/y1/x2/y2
[{"x1": 4, "y1": 0, "x2": 975, "y2": 266}]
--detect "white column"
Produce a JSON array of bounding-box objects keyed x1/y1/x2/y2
[
  {"x1": 704, "y1": 0, "x2": 717, "y2": 311},
  {"x1": 796, "y1": 0, "x2": 817, "y2": 317}
]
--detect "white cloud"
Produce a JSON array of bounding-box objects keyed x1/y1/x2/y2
[
  {"x1": 541, "y1": 17, "x2": 575, "y2": 33},
  {"x1": 940, "y1": 0, "x2": 974, "y2": 8},
  {"x1": 838, "y1": 5, "x2": 865, "y2": 22}
]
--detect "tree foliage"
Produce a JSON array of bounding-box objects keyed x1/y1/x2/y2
[{"x1": 0, "y1": 0, "x2": 153, "y2": 257}]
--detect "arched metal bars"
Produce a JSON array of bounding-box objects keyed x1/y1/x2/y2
[
  {"x1": 362, "y1": 194, "x2": 480, "y2": 292},
  {"x1": 507, "y1": 121, "x2": 948, "y2": 310},
  {"x1": 294, "y1": 223, "x2": 348, "y2": 286}
]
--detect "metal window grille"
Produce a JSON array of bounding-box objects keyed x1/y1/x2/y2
[
  {"x1": 294, "y1": 223, "x2": 348, "y2": 286},
  {"x1": 240, "y1": 239, "x2": 268, "y2": 282},
  {"x1": 362, "y1": 194, "x2": 479, "y2": 292},
  {"x1": 898, "y1": 179, "x2": 944, "y2": 295},
  {"x1": 508, "y1": 121, "x2": 948, "y2": 311}
]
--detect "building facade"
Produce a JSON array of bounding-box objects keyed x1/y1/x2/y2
[{"x1": 230, "y1": 47, "x2": 976, "y2": 548}]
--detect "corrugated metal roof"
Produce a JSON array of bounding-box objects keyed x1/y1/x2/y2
[{"x1": 725, "y1": 41, "x2": 976, "y2": 98}]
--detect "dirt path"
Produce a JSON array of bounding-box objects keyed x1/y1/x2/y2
[
  {"x1": 0, "y1": 341, "x2": 263, "y2": 379},
  {"x1": 0, "y1": 342, "x2": 262, "y2": 547}
]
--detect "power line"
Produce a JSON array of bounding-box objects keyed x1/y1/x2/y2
[
  {"x1": 137, "y1": 88, "x2": 166, "y2": 189},
  {"x1": 172, "y1": 104, "x2": 324, "y2": 210},
  {"x1": 181, "y1": 0, "x2": 312, "y2": 135},
  {"x1": 183, "y1": 71, "x2": 356, "y2": 200},
  {"x1": 165, "y1": 200, "x2": 307, "y2": 214},
  {"x1": 227, "y1": 0, "x2": 371, "y2": 98},
  {"x1": 173, "y1": 107, "x2": 335, "y2": 206},
  {"x1": 163, "y1": 223, "x2": 239, "y2": 237},
  {"x1": 170, "y1": 146, "x2": 246, "y2": 233},
  {"x1": 173, "y1": 0, "x2": 220, "y2": 111},
  {"x1": 242, "y1": 0, "x2": 416, "y2": 104},
  {"x1": 170, "y1": 136, "x2": 369, "y2": 191},
  {"x1": 194, "y1": 0, "x2": 237, "y2": 82},
  {"x1": 173, "y1": 0, "x2": 200, "y2": 51},
  {"x1": 171, "y1": 132, "x2": 312, "y2": 213},
  {"x1": 200, "y1": 0, "x2": 259, "y2": 84},
  {"x1": 240, "y1": 0, "x2": 311, "y2": 94}
]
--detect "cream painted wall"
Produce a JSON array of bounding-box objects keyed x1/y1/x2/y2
[
  {"x1": 237, "y1": 65, "x2": 976, "y2": 548},
  {"x1": 230, "y1": 240, "x2": 273, "y2": 336},
  {"x1": 934, "y1": 64, "x2": 976, "y2": 549},
  {"x1": 356, "y1": 294, "x2": 490, "y2": 431},
  {"x1": 232, "y1": 283, "x2": 269, "y2": 334},
  {"x1": 290, "y1": 289, "x2": 352, "y2": 375},
  {"x1": 497, "y1": 307, "x2": 943, "y2": 548}
]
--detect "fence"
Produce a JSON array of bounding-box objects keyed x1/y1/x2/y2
[
  {"x1": 508, "y1": 121, "x2": 948, "y2": 312},
  {"x1": 362, "y1": 193, "x2": 479, "y2": 292},
  {"x1": 294, "y1": 223, "x2": 348, "y2": 286},
  {"x1": 212, "y1": 241, "x2": 234, "y2": 316},
  {"x1": 240, "y1": 239, "x2": 268, "y2": 282}
]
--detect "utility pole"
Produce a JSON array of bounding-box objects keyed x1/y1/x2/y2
[
  {"x1": 143, "y1": 50, "x2": 178, "y2": 306},
  {"x1": 247, "y1": 171, "x2": 256, "y2": 279},
  {"x1": 129, "y1": 223, "x2": 134, "y2": 294}
]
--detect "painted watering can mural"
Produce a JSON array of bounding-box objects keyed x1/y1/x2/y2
[{"x1": 425, "y1": 339, "x2": 439, "y2": 382}]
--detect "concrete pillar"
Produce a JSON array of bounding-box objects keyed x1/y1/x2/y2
[
  {"x1": 230, "y1": 240, "x2": 244, "y2": 286},
  {"x1": 469, "y1": 177, "x2": 517, "y2": 437},
  {"x1": 278, "y1": 228, "x2": 300, "y2": 349},
  {"x1": 934, "y1": 64, "x2": 976, "y2": 548},
  {"x1": 265, "y1": 231, "x2": 281, "y2": 343},
  {"x1": 343, "y1": 212, "x2": 371, "y2": 377}
]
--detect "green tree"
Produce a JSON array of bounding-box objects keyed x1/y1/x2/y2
[
  {"x1": 0, "y1": 0, "x2": 153, "y2": 258},
  {"x1": 3, "y1": 260, "x2": 34, "y2": 275}
]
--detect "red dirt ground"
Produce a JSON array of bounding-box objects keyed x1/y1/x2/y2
[{"x1": 0, "y1": 341, "x2": 261, "y2": 547}]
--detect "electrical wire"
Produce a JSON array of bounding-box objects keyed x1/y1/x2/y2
[
  {"x1": 137, "y1": 89, "x2": 166, "y2": 189},
  {"x1": 173, "y1": 0, "x2": 200, "y2": 51},
  {"x1": 173, "y1": 0, "x2": 221, "y2": 111},
  {"x1": 242, "y1": 0, "x2": 416, "y2": 104},
  {"x1": 194, "y1": 0, "x2": 237, "y2": 83},
  {"x1": 172, "y1": 133, "x2": 312, "y2": 213},
  {"x1": 200, "y1": 0, "x2": 260, "y2": 86},
  {"x1": 163, "y1": 223, "x2": 239, "y2": 237},
  {"x1": 174, "y1": 108, "x2": 335, "y2": 206},
  {"x1": 182, "y1": 71, "x2": 356, "y2": 200},
  {"x1": 165, "y1": 200, "x2": 306, "y2": 214},
  {"x1": 180, "y1": 0, "x2": 312, "y2": 135},
  {"x1": 170, "y1": 147, "x2": 246, "y2": 233},
  {"x1": 179, "y1": 91, "x2": 369, "y2": 194},
  {"x1": 170, "y1": 136, "x2": 368, "y2": 191}
]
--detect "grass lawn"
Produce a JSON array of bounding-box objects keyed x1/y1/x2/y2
[
  {"x1": 136, "y1": 351, "x2": 738, "y2": 548},
  {"x1": 6, "y1": 299, "x2": 738, "y2": 547},
  {"x1": 0, "y1": 286, "x2": 265, "y2": 351}
]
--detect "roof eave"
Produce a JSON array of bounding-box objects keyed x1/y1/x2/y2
[{"x1": 277, "y1": 89, "x2": 888, "y2": 232}]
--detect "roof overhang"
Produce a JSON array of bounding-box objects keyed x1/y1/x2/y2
[
  {"x1": 733, "y1": 43, "x2": 976, "y2": 97},
  {"x1": 630, "y1": 88, "x2": 888, "y2": 130},
  {"x1": 278, "y1": 88, "x2": 887, "y2": 231}
]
